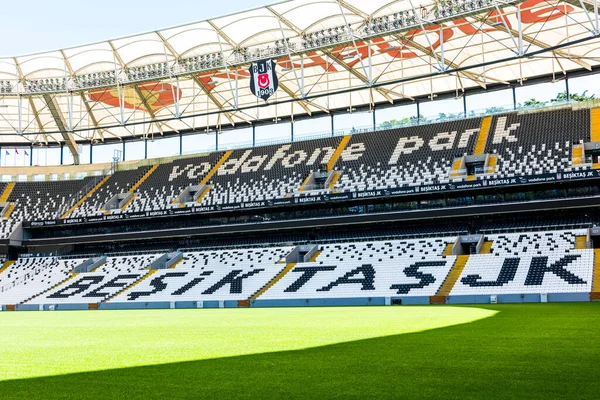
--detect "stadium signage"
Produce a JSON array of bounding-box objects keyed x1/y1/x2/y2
[
  {"x1": 24, "y1": 169, "x2": 600, "y2": 228},
  {"x1": 41, "y1": 253, "x2": 587, "y2": 302},
  {"x1": 249, "y1": 59, "x2": 278, "y2": 101}
]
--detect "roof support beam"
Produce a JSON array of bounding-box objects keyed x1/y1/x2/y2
[
  {"x1": 471, "y1": 14, "x2": 592, "y2": 71},
  {"x1": 191, "y1": 76, "x2": 237, "y2": 126},
  {"x1": 108, "y1": 40, "x2": 176, "y2": 137},
  {"x1": 28, "y1": 99, "x2": 47, "y2": 141},
  {"x1": 391, "y1": 33, "x2": 493, "y2": 89},
  {"x1": 158, "y1": 28, "x2": 242, "y2": 127},
  {"x1": 12, "y1": 58, "x2": 49, "y2": 140},
  {"x1": 60, "y1": 49, "x2": 118, "y2": 142},
  {"x1": 268, "y1": 5, "x2": 407, "y2": 103},
  {"x1": 42, "y1": 94, "x2": 79, "y2": 164}
]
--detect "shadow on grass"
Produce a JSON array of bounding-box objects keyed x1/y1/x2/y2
[{"x1": 0, "y1": 304, "x2": 599, "y2": 399}]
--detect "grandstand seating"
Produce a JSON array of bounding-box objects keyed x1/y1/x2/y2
[
  {"x1": 71, "y1": 167, "x2": 152, "y2": 217},
  {"x1": 0, "y1": 229, "x2": 595, "y2": 306},
  {"x1": 0, "y1": 257, "x2": 82, "y2": 304},
  {"x1": 0, "y1": 106, "x2": 592, "y2": 242},
  {"x1": 123, "y1": 152, "x2": 225, "y2": 212},
  {"x1": 259, "y1": 238, "x2": 456, "y2": 299},
  {"x1": 30, "y1": 254, "x2": 159, "y2": 304},
  {"x1": 109, "y1": 248, "x2": 292, "y2": 303},
  {"x1": 451, "y1": 230, "x2": 593, "y2": 295},
  {"x1": 484, "y1": 109, "x2": 590, "y2": 177},
  {"x1": 0, "y1": 178, "x2": 94, "y2": 237},
  {"x1": 199, "y1": 137, "x2": 342, "y2": 205},
  {"x1": 62, "y1": 107, "x2": 593, "y2": 220},
  {"x1": 333, "y1": 117, "x2": 482, "y2": 192}
]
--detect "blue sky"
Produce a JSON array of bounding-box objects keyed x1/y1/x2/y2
[{"x1": 1, "y1": 0, "x2": 273, "y2": 56}]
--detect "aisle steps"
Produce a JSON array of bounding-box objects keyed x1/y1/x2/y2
[
  {"x1": 250, "y1": 264, "x2": 296, "y2": 300},
  {"x1": 0, "y1": 182, "x2": 15, "y2": 202},
  {"x1": 430, "y1": 255, "x2": 470, "y2": 303},
  {"x1": 326, "y1": 136, "x2": 352, "y2": 171},
  {"x1": 61, "y1": 175, "x2": 111, "y2": 219},
  {"x1": 474, "y1": 116, "x2": 492, "y2": 155}
]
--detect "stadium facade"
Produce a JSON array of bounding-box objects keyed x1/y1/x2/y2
[{"x1": 0, "y1": 0, "x2": 600, "y2": 310}]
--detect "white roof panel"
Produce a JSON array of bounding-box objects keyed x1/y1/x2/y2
[{"x1": 0, "y1": 0, "x2": 596, "y2": 147}]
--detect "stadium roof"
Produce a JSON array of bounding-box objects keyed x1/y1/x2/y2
[{"x1": 0, "y1": 0, "x2": 598, "y2": 160}]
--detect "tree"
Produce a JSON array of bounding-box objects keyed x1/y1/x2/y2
[
  {"x1": 377, "y1": 115, "x2": 424, "y2": 130},
  {"x1": 552, "y1": 90, "x2": 595, "y2": 103},
  {"x1": 523, "y1": 98, "x2": 545, "y2": 107},
  {"x1": 484, "y1": 106, "x2": 507, "y2": 114},
  {"x1": 438, "y1": 112, "x2": 464, "y2": 121}
]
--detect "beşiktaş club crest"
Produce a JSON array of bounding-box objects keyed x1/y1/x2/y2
[{"x1": 249, "y1": 59, "x2": 278, "y2": 102}]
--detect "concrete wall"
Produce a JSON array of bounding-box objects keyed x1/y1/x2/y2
[{"x1": 1, "y1": 292, "x2": 593, "y2": 312}]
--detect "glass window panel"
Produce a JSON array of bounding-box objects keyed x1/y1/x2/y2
[
  {"x1": 147, "y1": 136, "x2": 180, "y2": 159},
  {"x1": 293, "y1": 116, "x2": 331, "y2": 141},
  {"x1": 375, "y1": 103, "x2": 419, "y2": 129},
  {"x1": 466, "y1": 89, "x2": 514, "y2": 115},
  {"x1": 92, "y1": 142, "x2": 122, "y2": 164},
  {"x1": 255, "y1": 123, "x2": 291, "y2": 146},
  {"x1": 32, "y1": 147, "x2": 61, "y2": 166},
  {"x1": 335, "y1": 111, "x2": 374, "y2": 134},
  {"x1": 515, "y1": 81, "x2": 566, "y2": 108},
  {"x1": 218, "y1": 127, "x2": 253, "y2": 150},
  {"x1": 125, "y1": 141, "x2": 145, "y2": 161},
  {"x1": 420, "y1": 97, "x2": 464, "y2": 122},
  {"x1": 182, "y1": 132, "x2": 216, "y2": 155},
  {"x1": 567, "y1": 75, "x2": 599, "y2": 100}
]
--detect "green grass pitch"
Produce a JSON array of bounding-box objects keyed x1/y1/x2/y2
[{"x1": 0, "y1": 303, "x2": 598, "y2": 399}]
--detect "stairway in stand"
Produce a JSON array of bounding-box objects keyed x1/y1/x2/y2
[
  {"x1": 591, "y1": 249, "x2": 600, "y2": 301},
  {"x1": 430, "y1": 255, "x2": 469, "y2": 304}
]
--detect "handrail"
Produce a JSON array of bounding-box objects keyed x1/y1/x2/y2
[
  {"x1": 0, "y1": 257, "x2": 58, "y2": 293},
  {"x1": 55, "y1": 174, "x2": 105, "y2": 219}
]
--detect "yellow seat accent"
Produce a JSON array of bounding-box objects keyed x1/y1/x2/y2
[
  {"x1": 0, "y1": 260, "x2": 16, "y2": 276},
  {"x1": 0, "y1": 182, "x2": 15, "y2": 203},
  {"x1": 592, "y1": 249, "x2": 600, "y2": 300},
  {"x1": 326, "y1": 136, "x2": 352, "y2": 171},
  {"x1": 450, "y1": 159, "x2": 463, "y2": 177},
  {"x1": 117, "y1": 165, "x2": 160, "y2": 211},
  {"x1": 169, "y1": 259, "x2": 184, "y2": 269},
  {"x1": 200, "y1": 150, "x2": 233, "y2": 186},
  {"x1": 90, "y1": 262, "x2": 105, "y2": 273},
  {"x1": 196, "y1": 187, "x2": 211, "y2": 203},
  {"x1": 103, "y1": 270, "x2": 158, "y2": 303},
  {"x1": 592, "y1": 249, "x2": 600, "y2": 293},
  {"x1": 572, "y1": 146, "x2": 583, "y2": 165},
  {"x1": 486, "y1": 155, "x2": 497, "y2": 173},
  {"x1": 435, "y1": 255, "x2": 469, "y2": 298},
  {"x1": 591, "y1": 108, "x2": 600, "y2": 142},
  {"x1": 575, "y1": 236, "x2": 588, "y2": 250},
  {"x1": 119, "y1": 194, "x2": 137, "y2": 211},
  {"x1": 479, "y1": 241, "x2": 493, "y2": 254},
  {"x1": 251, "y1": 263, "x2": 296, "y2": 300},
  {"x1": 307, "y1": 250, "x2": 322, "y2": 263},
  {"x1": 2, "y1": 203, "x2": 15, "y2": 219},
  {"x1": 128, "y1": 165, "x2": 159, "y2": 194},
  {"x1": 474, "y1": 116, "x2": 492, "y2": 155},
  {"x1": 466, "y1": 175, "x2": 476, "y2": 181},
  {"x1": 23, "y1": 273, "x2": 79, "y2": 304},
  {"x1": 297, "y1": 175, "x2": 312, "y2": 192},
  {"x1": 327, "y1": 172, "x2": 342, "y2": 190},
  {"x1": 61, "y1": 175, "x2": 111, "y2": 219},
  {"x1": 442, "y1": 244, "x2": 454, "y2": 256}
]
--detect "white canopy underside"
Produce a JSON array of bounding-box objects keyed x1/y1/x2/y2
[{"x1": 0, "y1": 0, "x2": 598, "y2": 145}]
